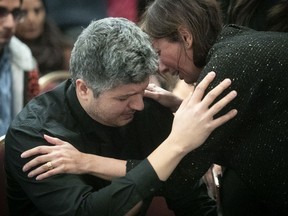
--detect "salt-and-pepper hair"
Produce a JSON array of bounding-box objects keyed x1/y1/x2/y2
[{"x1": 70, "y1": 17, "x2": 158, "y2": 97}]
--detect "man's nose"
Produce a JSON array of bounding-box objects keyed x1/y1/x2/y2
[
  {"x1": 129, "y1": 95, "x2": 144, "y2": 111},
  {"x1": 3, "y1": 13, "x2": 16, "y2": 28}
]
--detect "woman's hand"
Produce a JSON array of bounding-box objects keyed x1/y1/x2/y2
[
  {"x1": 147, "y1": 72, "x2": 237, "y2": 181},
  {"x1": 21, "y1": 135, "x2": 126, "y2": 180},
  {"x1": 169, "y1": 71, "x2": 238, "y2": 153},
  {"x1": 145, "y1": 83, "x2": 183, "y2": 112},
  {"x1": 21, "y1": 135, "x2": 86, "y2": 180}
]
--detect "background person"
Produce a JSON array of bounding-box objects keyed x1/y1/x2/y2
[
  {"x1": 0, "y1": 0, "x2": 39, "y2": 136},
  {"x1": 15, "y1": 0, "x2": 73, "y2": 76}
]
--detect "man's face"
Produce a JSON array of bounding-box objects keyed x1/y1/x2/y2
[
  {"x1": 78, "y1": 79, "x2": 149, "y2": 127},
  {"x1": 0, "y1": 0, "x2": 21, "y2": 48}
]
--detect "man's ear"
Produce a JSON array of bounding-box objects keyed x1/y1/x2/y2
[
  {"x1": 76, "y1": 79, "x2": 89, "y2": 99},
  {"x1": 178, "y1": 26, "x2": 193, "y2": 49}
]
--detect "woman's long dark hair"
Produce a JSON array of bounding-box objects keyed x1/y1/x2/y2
[{"x1": 140, "y1": 0, "x2": 223, "y2": 68}]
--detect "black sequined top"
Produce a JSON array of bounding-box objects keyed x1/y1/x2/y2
[{"x1": 166, "y1": 25, "x2": 288, "y2": 214}]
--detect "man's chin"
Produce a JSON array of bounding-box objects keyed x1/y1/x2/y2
[{"x1": 119, "y1": 116, "x2": 134, "y2": 126}]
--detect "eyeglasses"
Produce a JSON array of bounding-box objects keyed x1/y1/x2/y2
[{"x1": 0, "y1": 6, "x2": 26, "y2": 22}]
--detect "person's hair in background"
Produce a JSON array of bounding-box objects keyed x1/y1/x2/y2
[
  {"x1": 15, "y1": 0, "x2": 72, "y2": 76},
  {"x1": 219, "y1": 0, "x2": 288, "y2": 32},
  {"x1": 266, "y1": 0, "x2": 288, "y2": 32},
  {"x1": 70, "y1": 17, "x2": 158, "y2": 97}
]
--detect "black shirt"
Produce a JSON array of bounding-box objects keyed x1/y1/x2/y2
[{"x1": 5, "y1": 80, "x2": 216, "y2": 216}]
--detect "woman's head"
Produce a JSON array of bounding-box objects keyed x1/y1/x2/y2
[
  {"x1": 70, "y1": 17, "x2": 158, "y2": 97},
  {"x1": 141, "y1": 0, "x2": 223, "y2": 83},
  {"x1": 16, "y1": 0, "x2": 45, "y2": 40}
]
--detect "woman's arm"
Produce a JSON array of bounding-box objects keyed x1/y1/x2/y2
[{"x1": 147, "y1": 72, "x2": 237, "y2": 180}]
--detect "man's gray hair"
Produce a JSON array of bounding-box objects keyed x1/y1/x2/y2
[{"x1": 70, "y1": 17, "x2": 158, "y2": 97}]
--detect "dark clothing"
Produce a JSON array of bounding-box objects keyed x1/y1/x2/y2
[
  {"x1": 5, "y1": 80, "x2": 216, "y2": 216},
  {"x1": 220, "y1": 168, "x2": 276, "y2": 216},
  {"x1": 43, "y1": 0, "x2": 107, "y2": 41},
  {"x1": 43, "y1": 0, "x2": 107, "y2": 29},
  {"x1": 166, "y1": 25, "x2": 288, "y2": 215}
]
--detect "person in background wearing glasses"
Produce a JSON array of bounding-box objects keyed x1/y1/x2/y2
[{"x1": 0, "y1": 0, "x2": 39, "y2": 137}]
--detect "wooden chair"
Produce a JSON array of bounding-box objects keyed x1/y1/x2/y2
[
  {"x1": 146, "y1": 196, "x2": 175, "y2": 216},
  {"x1": 38, "y1": 70, "x2": 70, "y2": 93},
  {"x1": 0, "y1": 135, "x2": 9, "y2": 215}
]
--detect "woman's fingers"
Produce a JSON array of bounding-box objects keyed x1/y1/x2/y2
[
  {"x1": 180, "y1": 72, "x2": 216, "y2": 109},
  {"x1": 21, "y1": 137, "x2": 81, "y2": 180},
  {"x1": 28, "y1": 160, "x2": 61, "y2": 180},
  {"x1": 21, "y1": 145, "x2": 51, "y2": 159},
  {"x1": 22, "y1": 154, "x2": 51, "y2": 172},
  {"x1": 201, "y1": 78, "x2": 232, "y2": 107},
  {"x1": 21, "y1": 134, "x2": 65, "y2": 158},
  {"x1": 211, "y1": 108, "x2": 238, "y2": 129},
  {"x1": 208, "y1": 89, "x2": 237, "y2": 118},
  {"x1": 43, "y1": 134, "x2": 66, "y2": 146},
  {"x1": 190, "y1": 71, "x2": 216, "y2": 103}
]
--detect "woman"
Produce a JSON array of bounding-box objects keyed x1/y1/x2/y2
[
  {"x1": 140, "y1": 0, "x2": 288, "y2": 215},
  {"x1": 16, "y1": 0, "x2": 72, "y2": 76}
]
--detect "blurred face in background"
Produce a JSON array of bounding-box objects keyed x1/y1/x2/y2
[
  {"x1": 16, "y1": 0, "x2": 45, "y2": 40},
  {"x1": 0, "y1": 0, "x2": 22, "y2": 49}
]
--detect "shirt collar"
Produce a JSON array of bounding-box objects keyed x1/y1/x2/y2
[{"x1": 65, "y1": 80, "x2": 116, "y2": 135}]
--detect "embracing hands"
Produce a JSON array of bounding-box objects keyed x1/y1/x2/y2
[
  {"x1": 168, "y1": 71, "x2": 237, "y2": 153},
  {"x1": 144, "y1": 83, "x2": 183, "y2": 112},
  {"x1": 21, "y1": 135, "x2": 86, "y2": 180}
]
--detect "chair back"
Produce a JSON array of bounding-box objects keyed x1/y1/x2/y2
[
  {"x1": 39, "y1": 70, "x2": 70, "y2": 93},
  {"x1": 0, "y1": 135, "x2": 9, "y2": 216}
]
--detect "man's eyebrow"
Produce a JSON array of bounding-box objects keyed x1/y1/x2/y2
[{"x1": 116, "y1": 92, "x2": 137, "y2": 98}]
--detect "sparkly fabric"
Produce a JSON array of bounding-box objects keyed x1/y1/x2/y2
[{"x1": 167, "y1": 25, "x2": 288, "y2": 214}]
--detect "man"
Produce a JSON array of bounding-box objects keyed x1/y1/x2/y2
[
  {"x1": 0, "y1": 0, "x2": 39, "y2": 136},
  {"x1": 5, "y1": 17, "x2": 237, "y2": 215}
]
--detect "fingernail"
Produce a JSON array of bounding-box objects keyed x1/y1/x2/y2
[{"x1": 209, "y1": 71, "x2": 216, "y2": 77}]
